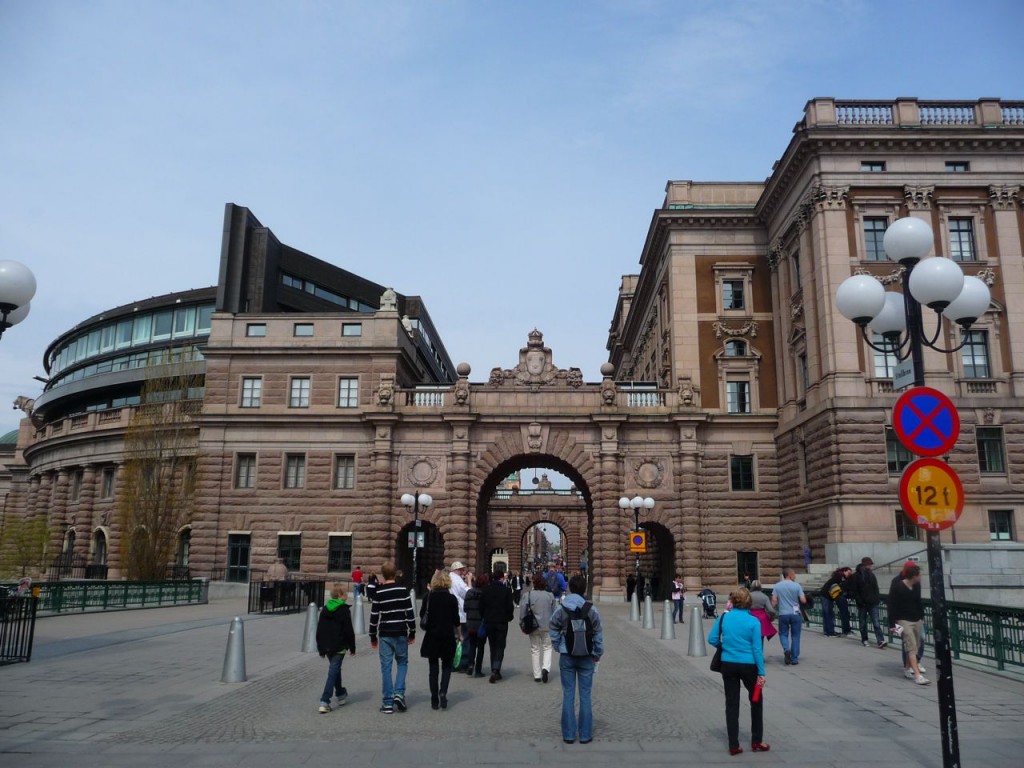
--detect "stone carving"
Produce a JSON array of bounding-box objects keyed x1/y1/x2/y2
[
  {"x1": 853, "y1": 266, "x2": 905, "y2": 286},
  {"x1": 380, "y1": 287, "x2": 398, "y2": 312},
  {"x1": 904, "y1": 185, "x2": 935, "y2": 210},
  {"x1": 976, "y1": 268, "x2": 997, "y2": 287},
  {"x1": 791, "y1": 302, "x2": 803, "y2": 320},
  {"x1": 526, "y1": 422, "x2": 543, "y2": 452},
  {"x1": 601, "y1": 377, "x2": 616, "y2": 406},
  {"x1": 401, "y1": 315, "x2": 414, "y2": 336},
  {"x1": 677, "y1": 377, "x2": 700, "y2": 407},
  {"x1": 454, "y1": 380, "x2": 469, "y2": 406},
  {"x1": 633, "y1": 458, "x2": 665, "y2": 489},
  {"x1": 408, "y1": 457, "x2": 439, "y2": 487},
  {"x1": 13, "y1": 396, "x2": 34, "y2": 415},
  {"x1": 487, "y1": 330, "x2": 584, "y2": 392},
  {"x1": 983, "y1": 408, "x2": 996, "y2": 425},
  {"x1": 767, "y1": 240, "x2": 785, "y2": 272},
  {"x1": 811, "y1": 185, "x2": 849, "y2": 211},
  {"x1": 989, "y1": 185, "x2": 1020, "y2": 211},
  {"x1": 712, "y1": 321, "x2": 759, "y2": 339},
  {"x1": 377, "y1": 374, "x2": 395, "y2": 406}
]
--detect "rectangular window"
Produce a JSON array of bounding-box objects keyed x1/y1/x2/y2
[
  {"x1": 293, "y1": 323, "x2": 315, "y2": 337},
  {"x1": 886, "y1": 427, "x2": 914, "y2": 475},
  {"x1": 101, "y1": 468, "x2": 115, "y2": 499},
  {"x1": 289, "y1": 377, "x2": 311, "y2": 408},
  {"x1": 100, "y1": 324, "x2": 116, "y2": 353},
  {"x1": 873, "y1": 333, "x2": 899, "y2": 378},
  {"x1": 235, "y1": 454, "x2": 257, "y2": 489},
  {"x1": 337, "y1": 377, "x2": 359, "y2": 408},
  {"x1": 730, "y1": 455, "x2": 755, "y2": 491},
  {"x1": 196, "y1": 305, "x2": 214, "y2": 333},
  {"x1": 284, "y1": 454, "x2": 306, "y2": 489},
  {"x1": 334, "y1": 454, "x2": 356, "y2": 490},
  {"x1": 726, "y1": 380, "x2": 751, "y2": 414},
  {"x1": 798, "y1": 354, "x2": 809, "y2": 394},
  {"x1": 115, "y1": 319, "x2": 134, "y2": 349},
  {"x1": 342, "y1": 323, "x2": 363, "y2": 337},
  {"x1": 70, "y1": 470, "x2": 83, "y2": 502},
  {"x1": 132, "y1": 315, "x2": 152, "y2": 345},
  {"x1": 989, "y1": 510, "x2": 1015, "y2": 541},
  {"x1": 864, "y1": 217, "x2": 889, "y2": 261},
  {"x1": 962, "y1": 330, "x2": 990, "y2": 378},
  {"x1": 246, "y1": 323, "x2": 267, "y2": 337},
  {"x1": 945, "y1": 161, "x2": 969, "y2": 172},
  {"x1": 895, "y1": 509, "x2": 919, "y2": 541},
  {"x1": 226, "y1": 533, "x2": 251, "y2": 583},
  {"x1": 722, "y1": 280, "x2": 745, "y2": 311},
  {"x1": 240, "y1": 377, "x2": 262, "y2": 408},
  {"x1": 172, "y1": 306, "x2": 196, "y2": 338},
  {"x1": 736, "y1": 551, "x2": 759, "y2": 583},
  {"x1": 861, "y1": 161, "x2": 886, "y2": 172},
  {"x1": 949, "y1": 218, "x2": 977, "y2": 262},
  {"x1": 151, "y1": 310, "x2": 173, "y2": 342},
  {"x1": 328, "y1": 535, "x2": 353, "y2": 572},
  {"x1": 278, "y1": 534, "x2": 302, "y2": 571},
  {"x1": 792, "y1": 251, "x2": 802, "y2": 290},
  {"x1": 976, "y1": 427, "x2": 1006, "y2": 474}
]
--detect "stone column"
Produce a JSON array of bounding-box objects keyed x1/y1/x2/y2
[
  {"x1": 674, "y1": 420, "x2": 702, "y2": 589},
  {"x1": 591, "y1": 417, "x2": 624, "y2": 599},
  {"x1": 78, "y1": 464, "x2": 98, "y2": 561},
  {"x1": 989, "y1": 187, "x2": 1024, "y2": 394}
]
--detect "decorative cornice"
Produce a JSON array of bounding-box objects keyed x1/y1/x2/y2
[
  {"x1": 712, "y1": 320, "x2": 759, "y2": 339},
  {"x1": 811, "y1": 184, "x2": 849, "y2": 211},
  {"x1": 904, "y1": 185, "x2": 935, "y2": 210},
  {"x1": 989, "y1": 185, "x2": 1020, "y2": 211},
  {"x1": 854, "y1": 266, "x2": 906, "y2": 285},
  {"x1": 976, "y1": 268, "x2": 997, "y2": 287},
  {"x1": 767, "y1": 239, "x2": 785, "y2": 272}
]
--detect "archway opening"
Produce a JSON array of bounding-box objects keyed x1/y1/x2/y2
[
  {"x1": 521, "y1": 521, "x2": 566, "y2": 574},
  {"x1": 395, "y1": 520, "x2": 445, "y2": 596},
  {"x1": 625, "y1": 521, "x2": 675, "y2": 602}
]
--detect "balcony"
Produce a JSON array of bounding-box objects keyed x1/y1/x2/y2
[{"x1": 806, "y1": 98, "x2": 1024, "y2": 130}]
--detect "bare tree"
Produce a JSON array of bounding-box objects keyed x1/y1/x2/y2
[
  {"x1": 0, "y1": 512, "x2": 50, "y2": 578},
  {"x1": 117, "y1": 360, "x2": 200, "y2": 580}
]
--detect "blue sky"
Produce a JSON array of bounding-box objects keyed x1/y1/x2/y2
[{"x1": 2, "y1": 0, "x2": 1022, "y2": 431}]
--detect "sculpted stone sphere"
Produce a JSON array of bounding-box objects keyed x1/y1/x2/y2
[
  {"x1": 600, "y1": 362, "x2": 615, "y2": 377},
  {"x1": 456, "y1": 362, "x2": 471, "y2": 377}
]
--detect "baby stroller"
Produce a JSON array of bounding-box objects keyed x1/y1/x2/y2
[{"x1": 698, "y1": 588, "x2": 717, "y2": 619}]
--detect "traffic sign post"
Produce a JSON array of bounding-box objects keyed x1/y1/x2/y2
[
  {"x1": 899, "y1": 458, "x2": 964, "y2": 532},
  {"x1": 892, "y1": 386, "x2": 960, "y2": 457},
  {"x1": 629, "y1": 531, "x2": 647, "y2": 554}
]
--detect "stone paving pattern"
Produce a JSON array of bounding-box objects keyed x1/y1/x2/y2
[{"x1": 2, "y1": 596, "x2": 1023, "y2": 766}]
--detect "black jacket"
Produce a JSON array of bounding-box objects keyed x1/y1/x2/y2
[
  {"x1": 315, "y1": 603, "x2": 356, "y2": 656},
  {"x1": 851, "y1": 565, "x2": 881, "y2": 606},
  {"x1": 419, "y1": 590, "x2": 460, "y2": 660},
  {"x1": 480, "y1": 581, "x2": 515, "y2": 626},
  {"x1": 464, "y1": 587, "x2": 484, "y2": 633},
  {"x1": 887, "y1": 576, "x2": 924, "y2": 623}
]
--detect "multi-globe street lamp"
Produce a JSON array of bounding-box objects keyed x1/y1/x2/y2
[
  {"x1": 0, "y1": 260, "x2": 37, "y2": 341},
  {"x1": 400, "y1": 492, "x2": 432, "y2": 599},
  {"x1": 619, "y1": 495, "x2": 654, "y2": 593},
  {"x1": 836, "y1": 216, "x2": 988, "y2": 768}
]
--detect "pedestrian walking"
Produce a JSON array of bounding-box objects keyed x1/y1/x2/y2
[
  {"x1": 464, "y1": 572, "x2": 488, "y2": 678},
  {"x1": 480, "y1": 570, "x2": 515, "y2": 683},
  {"x1": 748, "y1": 580, "x2": 777, "y2": 644},
  {"x1": 891, "y1": 561, "x2": 926, "y2": 671},
  {"x1": 708, "y1": 588, "x2": 769, "y2": 756},
  {"x1": 351, "y1": 565, "x2": 363, "y2": 600},
  {"x1": 888, "y1": 564, "x2": 929, "y2": 685},
  {"x1": 850, "y1": 557, "x2": 887, "y2": 648},
  {"x1": 366, "y1": 572, "x2": 379, "y2": 604},
  {"x1": 545, "y1": 562, "x2": 567, "y2": 601},
  {"x1": 368, "y1": 562, "x2": 416, "y2": 714},
  {"x1": 771, "y1": 568, "x2": 806, "y2": 665},
  {"x1": 821, "y1": 566, "x2": 853, "y2": 637},
  {"x1": 315, "y1": 583, "x2": 356, "y2": 714},
  {"x1": 419, "y1": 570, "x2": 462, "y2": 709},
  {"x1": 521, "y1": 572, "x2": 557, "y2": 682},
  {"x1": 510, "y1": 572, "x2": 524, "y2": 606},
  {"x1": 671, "y1": 573, "x2": 686, "y2": 624},
  {"x1": 549, "y1": 574, "x2": 603, "y2": 745},
  {"x1": 448, "y1": 561, "x2": 471, "y2": 671}
]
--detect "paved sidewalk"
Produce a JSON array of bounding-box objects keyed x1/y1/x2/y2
[{"x1": 2, "y1": 596, "x2": 1023, "y2": 767}]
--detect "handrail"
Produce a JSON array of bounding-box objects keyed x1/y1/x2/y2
[{"x1": 870, "y1": 549, "x2": 927, "y2": 572}]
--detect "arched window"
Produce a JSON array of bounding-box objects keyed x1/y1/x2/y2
[
  {"x1": 177, "y1": 528, "x2": 191, "y2": 568},
  {"x1": 725, "y1": 340, "x2": 747, "y2": 357},
  {"x1": 92, "y1": 530, "x2": 108, "y2": 565}
]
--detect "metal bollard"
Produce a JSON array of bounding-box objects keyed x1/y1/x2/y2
[
  {"x1": 642, "y1": 595, "x2": 655, "y2": 629},
  {"x1": 629, "y1": 591, "x2": 640, "y2": 622},
  {"x1": 301, "y1": 602, "x2": 319, "y2": 653},
  {"x1": 687, "y1": 605, "x2": 707, "y2": 657},
  {"x1": 661, "y1": 599, "x2": 676, "y2": 640},
  {"x1": 352, "y1": 593, "x2": 366, "y2": 635},
  {"x1": 220, "y1": 616, "x2": 247, "y2": 683}
]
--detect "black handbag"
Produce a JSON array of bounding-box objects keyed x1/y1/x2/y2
[
  {"x1": 420, "y1": 593, "x2": 430, "y2": 631},
  {"x1": 520, "y1": 595, "x2": 539, "y2": 634},
  {"x1": 710, "y1": 614, "x2": 725, "y2": 672}
]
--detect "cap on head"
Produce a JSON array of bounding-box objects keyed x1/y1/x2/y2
[
  {"x1": 861, "y1": 557, "x2": 874, "y2": 566},
  {"x1": 450, "y1": 561, "x2": 466, "y2": 571}
]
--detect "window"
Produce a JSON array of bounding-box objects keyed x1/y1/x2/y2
[
  {"x1": 724, "y1": 340, "x2": 747, "y2": 357},
  {"x1": 864, "y1": 217, "x2": 889, "y2": 261},
  {"x1": 962, "y1": 330, "x2": 990, "y2": 378},
  {"x1": 342, "y1": 323, "x2": 362, "y2": 337},
  {"x1": 246, "y1": 323, "x2": 267, "y2": 337},
  {"x1": 861, "y1": 161, "x2": 886, "y2": 172},
  {"x1": 886, "y1": 427, "x2": 914, "y2": 474},
  {"x1": 132, "y1": 315, "x2": 152, "y2": 345},
  {"x1": 726, "y1": 380, "x2": 751, "y2": 414},
  {"x1": 235, "y1": 454, "x2": 257, "y2": 489},
  {"x1": 101, "y1": 468, "x2": 115, "y2": 499},
  {"x1": 798, "y1": 441, "x2": 809, "y2": 487},
  {"x1": 115, "y1": 319, "x2": 133, "y2": 349},
  {"x1": 989, "y1": 510, "x2": 1015, "y2": 541},
  {"x1": 294, "y1": 323, "x2": 315, "y2": 337},
  {"x1": 172, "y1": 306, "x2": 196, "y2": 338},
  {"x1": 337, "y1": 377, "x2": 359, "y2": 408},
  {"x1": 328, "y1": 535, "x2": 353, "y2": 572},
  {"x1": 730, "y1": 455, "x2": 755, "y2": 491},
  {"x1": 976, "y1": 427, "x2": 1006, "y2": 474},
  {"x1": 736, "y1": 551, "x2": 759, "y2": 583},
  {"x1": 240, "y1": 377, "x2": 262, "y2": 408},
  {"x1": 289, "y1": 377, "x2": 311, "y2": 408},
  {"x1": 722, "y1": 280, "x2": 745, "y2": 311},
  {"x1": 284, "y1": 454, "x2": 306, "y2": 489},
  {"x1": 277, "y1": 534, "x2": 302, "y2": 571},
  {"x1": 873, "y1": 333, "x2": 899, "y2": 378},
  {"x1": 895, "y1": 509, "x2": 919, "y2": 541},
  {"x1": 70, "y1": 470, "x2": 83, "y2": 502},
  {"x1": 792, "y1": 251, "x2": 802, "y2": 290},
  {"x1": 949, "y1": 218, "x2": 977, "y2": 262},
  {"x1": 945, "y1": 161, "x2": 969, "y2": 172},
  {"x1": 226, "y1": 533, "x2": 251, "y2": 583},
  {"x1": 151, "y1": 310, "x2": 173, "y2": 342},
  {"x1": 334, "y1": 454, "x2": 356, "y2": 490},
  {"x1": 798, "y1": 353, "x2": 810, "y2": 394}
]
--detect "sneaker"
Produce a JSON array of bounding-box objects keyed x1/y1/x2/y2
[
  {"x1": 751, "y1": 743, "x2": 771, "y2": 752},
  {"x1": 393, "y1": 694, "x2": 407, "y2": 712},
  {"x1": 904, "y1": 668, "x2": 916, "y2": 679},
  {"x1": 380, "y1": 704, "x2": 394, "y2": 714},
  {"x1": 542, "y1": 669, "x2": 549, "y2": 684},
  {"x1": 790, "y1": 660, "x2": 799, "y2": 666},
  {"x1": 335, "y1": 692, "x2": 348, "y2": 707},
  {"x1": 862, "y1": 640, "x2": 869, "y2": 647},
  {"x1": 318, "y1": 702, "x2": 331, "y2": 714},
  {"x1": 915, "y1": 675, "x2": 930, "y2": 685},
  {"x1": 878, "y1": 640, "x2": 888, "y2": 649},
  {"x1": 784, "y1": 651, "x2": 791, "y2": 665},
  {"x1": 918, "y1": 665, "x2": 927, "y2": 673}
]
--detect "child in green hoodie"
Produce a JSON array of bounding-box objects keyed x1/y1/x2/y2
[{"x1": 315, "y1": 584, "x2": 357, "y2": 712}]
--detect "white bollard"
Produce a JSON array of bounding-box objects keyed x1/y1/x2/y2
[
  {"x1": 642, "y1": 594, "x2": 655, "y2": 629},
  {"x1": 687, "y1": 605, "x2": 708, "y2": 657},
  {"x1": 661, "y1": 600, "x2": 676, "y2": 640},
  {"x1": 352, "y1": 593, "x2": 366, "y2": 635},
  {"x1": 629, "y1": 591, "x2": 640, "y2": 622},
  {"x1": 220, "y1": 616, "x2": 247, "y2": 683},
  {"x1": 301, "y1": 602, "x2": 319, "y2": 653}
]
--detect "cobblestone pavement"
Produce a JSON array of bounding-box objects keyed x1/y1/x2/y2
[{"x1": 2, "y1": 596, "x2": 1023, "y2": 767}]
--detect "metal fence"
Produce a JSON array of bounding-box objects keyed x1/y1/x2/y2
[
  {"x1": 248, "y1": 579, "x2": 325, "y2": 615},
  {"x1": 0, "y1": 580, "x2": 208, "y2": 615},
  {"x1": 0, "y1": 596, "x2": 39, "y2": 664}
]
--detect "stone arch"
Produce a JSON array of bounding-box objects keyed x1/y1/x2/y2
[{"x1": 517, "y1": 509, "x2": 584, "y2": 575}]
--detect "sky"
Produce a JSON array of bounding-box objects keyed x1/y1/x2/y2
[{"x1": 2, "y1": 0, "x2": 1023, "y2": 432}]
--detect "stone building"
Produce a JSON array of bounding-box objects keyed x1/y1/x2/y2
[{"x1": 3, "y1": 97, "x2": 1024, "y2": 603}]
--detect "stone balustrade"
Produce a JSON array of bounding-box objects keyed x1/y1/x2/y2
[{"x1": 805, "y1": 97, "x2": 1024, "y2": 129}]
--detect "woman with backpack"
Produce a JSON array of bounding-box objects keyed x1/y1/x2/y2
[
  {"x1": 520, "y1": 572, "x2": 557, "y2": 683},
  {"x1": 821, "y1": 566, "x2": 853, "y2": 637},
  {"x1": 549, "y1": 574, "x2": 604, "y2": 744}
]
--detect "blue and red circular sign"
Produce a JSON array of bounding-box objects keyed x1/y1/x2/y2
[{"x1": 892, "y1": 386, "x2": 960, "y2": 457}]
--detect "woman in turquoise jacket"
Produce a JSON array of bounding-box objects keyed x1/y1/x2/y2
[{"x1": 708, "y1": 588, "x2": 770, "y2": 756}]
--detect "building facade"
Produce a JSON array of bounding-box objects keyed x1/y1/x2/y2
[{"x1": 3, "y1": 98, "x2": 1024, "y2": 603}]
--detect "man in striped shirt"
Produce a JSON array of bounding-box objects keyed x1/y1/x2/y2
[{"x1": 369, "y1": 562, "x2": 416, "y2": 714}]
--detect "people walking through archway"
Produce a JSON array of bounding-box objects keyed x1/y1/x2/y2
[
  {"x1": 419, "y1": 570, "x2": 462, "y2": 709},
  {"x1": 521, "y1": 572, "x2": 557, "y2": 682},
  {"x1": 480, "y1": 569, "x2": 515, "y2": 683}
]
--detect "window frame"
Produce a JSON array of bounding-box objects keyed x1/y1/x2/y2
[
  {"x1": 722, "y1": 279, "x2": 746, "y2": 312},
  {"x1": 730, "y1": 455, "x2": 756, "y2": 492},
  {"x1": 334, "y1": 454, "x2": 356, "y2": 490},
  {"x1": 873, "y1": 333, "x2": 899, "y2": 378},
  {"x1": 284, "y1": 453, "x2": 306, "y2": 489},
  {"x1": 861, "y1": 160, "x2": 886, "y2": 172},
  {"x1": 342, "y1": 323, "x2": 363, "y2": 337},
  {"x1": 885, "y1": 427, "x2": 914, "y2": 475},
  {"x1": 863, "y1": 216, "x2": 890, "y2": 261},
  {"x1": 235, "y1": 453, "x2": 257, "y2": 489},
  {"x1": 245, "y1": 323, "x2": 267, "y2": 338},
  {"x1": 976, "y1": 426, "x2": 1006, "y2": 475},
  {"x1": 327, "y1": 534, "x2": 353, "y2": 573},
  {"x1": 945, "y1": 161, "x2": 970, "y2": 173},
  {"x1": 337, "y1": 377, "x2": 359, "y2": 408},
  {"x1": 293, "y1": 323, "x2": 315, "y2": 337},
  {"x1": 289, "y1": 376, "x2": 311, "y2": 408},
  {"x1": 726, "y1": 379, "x2": 751, "y2": 414},
  {"x1": 277, "y1": 533, "x2": 302, "y2": 571},
  {"x1": 961, "y1": 330, "x2": 991, "y2": 379},
  {"x1": 100, "y1": 467, "x2": 115, "y2": 499},
  {"x1": 948, "y1": 217, "x2": 977, "y2": 263},
  {"x1": 895, "y1": 509, "x2": 920, "y2": 541},
  {"x1": 240, "y1": 376, "x2": 263, "y2": 408},
  {"x1": 988, "y1": 510, "x2": 1015, "y2": 541}
]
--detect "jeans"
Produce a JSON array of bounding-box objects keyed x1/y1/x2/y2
[
  {"x1": 529, "y1": 629, "x2": 552, "y2": 679},
  {"x1": 672, "y1": 598, "x2": 685, "y2": 623},
  {"x1": 823, "y1": 598, "x2": 853, "y2": 635},
  {"x1": 778, "y1": 613, "x2": 802, "y2": 661},
  {"x1": 559, "y1": 654, "x2": 595, "y2": 742},
  {"x1": 427, "y1": 656, "x2": 452, "y2": 702},
  {"x1": 721, "y1": 661, "x2": 763, "y2": 750},
  {"x1": 319, "y1": 652, "x2": 346, "y2": 704},
  {"x1": 487, "y1": 622, "x2": 509, "y2": 673},
  {"x1": 858, "y1": 603, "x2": 884, "y2": 644},
  {"x1": 377, "y1": 636, "x2": 408, "y2": 706}
]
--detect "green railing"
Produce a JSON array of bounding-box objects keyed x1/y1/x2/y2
[
  {"x1": 0, "y1": 580, "x2": 207, "y2": 615},
  {"x1": 805, "y1": 595, "x2": 1024, "y2": 672}
]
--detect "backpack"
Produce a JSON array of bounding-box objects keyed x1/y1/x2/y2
[
  {"x1": 827, "y1": 582, "x2": 843, "y2": 601},
  {"x1": 564, "y1": 601, "x2": 595, "y2": 657},
  {"x1": 546, "y1": 570, "x2": 563, "y2": 597}
]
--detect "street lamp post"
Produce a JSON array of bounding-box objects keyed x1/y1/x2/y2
[
  {"x1": 0, "y1": 260, "x2": 37, "y2": 340},
  {"x1": 836, "y1": 217, "x2": 990, "y2": 768},
  {"x1": 400, "y1": 492, "x2": 432, "y2": 599},
  {"x1": 619, "y1": 495, "x2": 655, "y2": 595}
]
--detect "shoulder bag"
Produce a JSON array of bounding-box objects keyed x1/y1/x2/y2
[
  {"x1": 710, "y1": 614, "x2": 726, "y2": 672},
  {"x1": 520, "y1": 594, "x2": 539, "y2": 634},
  {"x1": 420, "y1": 593, "x2": 430, "y2": 631}
]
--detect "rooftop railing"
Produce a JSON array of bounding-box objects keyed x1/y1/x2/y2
[{"x1": 807, "y1": 97, "x2": 1024, "y2": 130}]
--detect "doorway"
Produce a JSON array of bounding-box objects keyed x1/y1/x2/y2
[{"x1": 396, "y1": 520, "x2": 445, "y2": 595}]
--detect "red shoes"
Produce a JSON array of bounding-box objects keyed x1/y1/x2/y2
[
  {"x1": 752, "y1": 743, "x2": 771, "y2": 752},
  {"x1": 729, "y1": 747, "x2": 744, "y2": 756}
]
